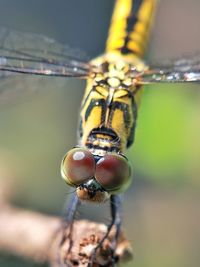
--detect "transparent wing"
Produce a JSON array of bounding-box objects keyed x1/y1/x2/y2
[
  {"x1": 0, "y1": 74, "x2": 84, "y2": 107},
  {"x1": 137, "y1": 54, "x2": 200, "y2": 84},
  {"x1": 0, "y1": 27, "x2": 93, "y2": 78}
]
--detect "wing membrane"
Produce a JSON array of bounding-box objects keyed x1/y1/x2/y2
[
  {"x1": 0, "y1": 27, "x2": 93, "y2": 78},
  {"x1": 0, "y1": 74, "x2": 84, "y2": 107},
  {"x1": 139, "y1": 55, "x2": 200, "y2": 83}
]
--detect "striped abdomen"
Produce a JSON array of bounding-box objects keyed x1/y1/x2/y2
[{"x1": 106, "y1": 0, "x2": 157, "y2": 57}]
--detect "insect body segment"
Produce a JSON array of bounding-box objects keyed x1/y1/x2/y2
[
  {"x1": 79, "y1": 54, "x2": 144, "y2": 156},
  {"x1": 106, "y1": 0, "x2": 157, "y2": 57}
]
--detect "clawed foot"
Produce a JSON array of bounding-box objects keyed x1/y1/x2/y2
[
  {"x1": 86, "y1": 225, "x2": 118, "y2": 267},
  {"x1": 84, "y1": 234, "x2": 117, "y2": 267},
  {"x1": 58, "y1": 220, "x2": 133, "y2": 267},
  {"x1": 59, "y1": 220, "x2": 74, "y2": 250}
]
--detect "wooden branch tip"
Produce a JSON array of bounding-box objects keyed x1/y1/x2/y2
[
  {"x1": 56, "y1": 220, "x2": 133, "y2": 267},
  {"x1": 0, "y1": 180, "x2": 133, "y2": 266}
]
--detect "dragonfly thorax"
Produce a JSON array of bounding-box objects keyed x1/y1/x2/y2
[{"x1": 79, "y1": 53, "x2": 144, "y2": 154}]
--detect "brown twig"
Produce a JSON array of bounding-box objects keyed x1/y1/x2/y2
[{"x1": 0, "y1": 181, "x2": 133, "y2": 266}]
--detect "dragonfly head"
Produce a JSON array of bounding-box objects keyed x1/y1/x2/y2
[{"x1": 61, "y1": 147, "x2": 132, "y2": 202}]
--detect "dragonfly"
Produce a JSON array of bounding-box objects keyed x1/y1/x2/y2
[{"x1": 0, "y1": 0, "x2": 200, "y2": 266}]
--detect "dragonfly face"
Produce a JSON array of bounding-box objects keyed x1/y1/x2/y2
[{"x1": 61, "y1": 147, "x2": 131, "y2": 202}]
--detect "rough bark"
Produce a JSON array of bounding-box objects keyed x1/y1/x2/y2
[{"x1": 0, "y1": 181, "x2": 133, "y2": 266}]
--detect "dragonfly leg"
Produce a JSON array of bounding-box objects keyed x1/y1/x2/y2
[
  {"x1": 59, "y1": 192, "x2": 80, "y2": 251},
  {"x1": 88, "y1": 194, "x2": 122, "y2": 267},
  {"x1": 110, "y1": 194, "x2": 122, "y2": 247}
]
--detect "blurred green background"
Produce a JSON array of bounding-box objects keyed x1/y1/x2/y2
[{"x1": 0, "y1": 0, "x2": 200, "y2": 267}]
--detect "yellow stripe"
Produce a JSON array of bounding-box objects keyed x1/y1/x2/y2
[
  {"x1": 106, "y1": 0, "x2": 132, "y2": 52},
  {"x1": 106, "y1": 0, "x2": 157, "y2": 58}
]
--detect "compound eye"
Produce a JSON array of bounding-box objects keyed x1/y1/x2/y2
[
  {"x1": 61, "y1": 148, "x2": 95, "y2": 186},
  {"x1": 95, "y1": 154, "x2": 131, "y2": 191}
]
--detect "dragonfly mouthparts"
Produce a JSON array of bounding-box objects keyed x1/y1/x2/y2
[{"x1": 77, "y1": 178, "x2": 109, "y2": 203}]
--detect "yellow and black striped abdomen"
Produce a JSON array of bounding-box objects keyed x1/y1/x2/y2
[{"x1": 106, "y1": 0, "x2": 157, "y2": 58}]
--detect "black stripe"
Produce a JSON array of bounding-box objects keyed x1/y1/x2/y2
[
  {"x1": 132, "y1": 0, "x2": 144, "y2": 14},
  {"x1": 86, "y1": 143, "x2": 120, "y2": 153},
  {"x1": 90, "y1": 126, "x2": 118, "y2": 140},
  {"x1": 85, "y1": 98, "x2": 106, "y2": 123},
  {"x1": 106, "y1": 94, "x2": 138, "y2": 148},
  {"x1": 81, "y1": 85, "x2": 105, "y2": 110},
  {"x1": 108, "y1": 101, "x2": 131, "y2": 130},
  {"x1": 120, "y1": 0, "x2": 143, "y2": 55},
  {"x1": 78, "y1": 117, "x2": 83, "y2": 138},
  {"x1": 126, "y1": 95, "x2": 138, "y2": 147}
]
